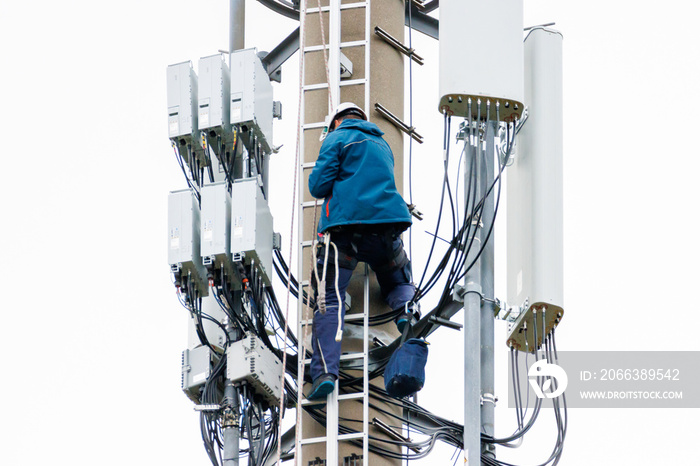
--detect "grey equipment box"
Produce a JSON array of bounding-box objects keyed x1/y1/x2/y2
[
  {"x1": 230, "y1": 178, "x2": 274, "y2": 286},
  {"x1": 230, "y1": 48, "x2": 273, "y2": 153},
  {"x1": 198, "y1": 54, "x2": 231, "y2": 143},
  {"x1": 168, "y1": 189, "x2": 208, "y2": 297},
  {"x1": 200, "y1": 182, "x2": 238, "y2": 287},
  {"x1": 167, "y1": 61, "x2": 198, "y2": 146},
  {"x1": 182, "y1": 345, "x2": 214, "y2": 404},
  {"x1": 227, "y1": 334, "x2": 283, "y2": 406}
]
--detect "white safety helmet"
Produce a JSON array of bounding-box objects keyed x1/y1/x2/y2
[
  {"x1": 319, "y1": 102, "x2": 367, "y2": 141},
  {"x1": 328, "y1": 102, "x2": 367, "y2": 131}
]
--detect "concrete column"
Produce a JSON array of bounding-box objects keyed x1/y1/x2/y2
[{"x1": 299, "y1": 0, "x2": 404, "y2": 464}]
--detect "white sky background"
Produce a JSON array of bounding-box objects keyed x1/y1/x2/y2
[{"x1": 1, "y1": 0, "x2": 698, "y2": 464}]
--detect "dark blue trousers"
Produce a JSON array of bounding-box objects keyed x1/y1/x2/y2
[{"x1": 310, "y1": 230, "x2": 414, "y2": 380}]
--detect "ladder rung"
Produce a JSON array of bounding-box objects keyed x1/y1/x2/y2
[
  {"x1": 339, "y1": 352, "x2": 366, "y2": 361},
  {"x1": 338, "y1": 432, "x2": 365, "y2": 441},
  {"x1": 338, "y1": 392, "x2": 365, "y2": 401},
  {"x1": 340, "y1": 78, "x2": 368, "y2": 87},
  {"x1": 339, "y1": 40, "x2": 368, "y2": 49},
  {"x1": 302, "y1": 82, "x2": 329, "y2": 91},
  {"x1": 343, "y1": 313, "x2": 367, "y2": 322},
  {"x1": 304, "y1": 40, "x2": 368, "y2": 53},
  {"x1": 305, "y1": 6, "x2": 330, "y2": 13},
  {"x1": 299, "y1": 432, "x2": 364, "y2": 445},
  {"x1": 301, "y1": 314, "x2": 366, "y2": 326},
  {"x1": 340, "y1": 2, "x2": 368, "y2": 9},
  {"x1": 302, "y1": 352, "x2": 365, "y2": 365},
  {"x1": 307, "y1": 1, "x2": 367, "y2": 13},
  {"x1": 300, "y1": 398, "x2": 328, "y2": 406},
  {"x1": 303, "y1": 79, "x2": 367, "y2": 92},
  {"x1": 302, "y1": 122, "x2": 326, "y2": 130},
  {"x1": 300, "y1": 436, "x2": 329, "y2": 446}
]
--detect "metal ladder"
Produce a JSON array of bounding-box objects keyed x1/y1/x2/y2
[
  {"x1": 298, "y1": 266, "x2": 370, "y2": 465},
  {"x1": 297, "y1": 0, "x2": 372, "y2": 464}
]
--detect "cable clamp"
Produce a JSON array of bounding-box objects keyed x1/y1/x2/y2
[
  {"x1": 480, "y1": 393, "x2": 498, "y2": 406},
  {"x1": 221, "y1": 407, "x2": 239, "y2": 428},
  {"x1": 453, "y1": 284, "x2": 481, "y2": 303}
]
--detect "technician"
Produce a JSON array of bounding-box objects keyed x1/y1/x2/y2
[{"x1": 307, "y1": 102, "x2": 418, "y2": 400}]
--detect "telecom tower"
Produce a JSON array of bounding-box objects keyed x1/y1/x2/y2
[{"x1": 166, "y1": 1, "x2": 566, "y2": 465}]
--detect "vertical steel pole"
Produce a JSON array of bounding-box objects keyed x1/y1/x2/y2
[
  {"x1": 223, "y1": 382, "x2": 240, "y2": 466},
  {"x1": 480, "y1": 122, "x2": 496, "y2": 461},
  {"x1": 225, "y1": 0, "x2": 244, "y2": 451},
  {"x1": 463, "y1": 124, "x2": 482, "y2": 466},
  {"x1": 230, "y1": 0, "x2": 245, "y2": 54},
  {"x1": 223, "y1": 301, "x2": 243, "y2": 466}
]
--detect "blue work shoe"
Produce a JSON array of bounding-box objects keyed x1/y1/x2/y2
[{"x1": 307, "y1": 373, "x2": 336, "y2": 401}]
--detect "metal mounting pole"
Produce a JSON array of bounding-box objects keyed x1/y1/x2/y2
[
  {"x1": 230, "y1": 0, "x2": 245, "y2": 58},
  {"x1": 223, "y1": 293, "x2": 243, "y2": 465},
  {"x1": 463, "y1": 117, "x2": 497, "y2": 465},
  {"x1": 463, "y1": 130, "x2": 482, "y2": 465},
  {"x1": 480, "y1": 122, "x2": 496, "y2": 461},
  {"x1": 223, "y1": 382, "x2": 240, "y2": 466}
]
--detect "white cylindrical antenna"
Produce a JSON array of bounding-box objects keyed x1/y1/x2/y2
[
  {"x1": 439, "y1": 0, "x2": 524, "y2": 121},
  {"x1": 507, "y1": 27, "x2": 564, "y2": 310}
]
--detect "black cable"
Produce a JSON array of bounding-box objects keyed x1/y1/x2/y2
[
  {"x1": 407, "y1": 0, "x2": 415, "y2": 273},
  {"x1": 413, "y1": 113, "x2": 451, "y2": 298},
  {"x1": 172, "y1": 144, "x2": 201, "y2": 203}
]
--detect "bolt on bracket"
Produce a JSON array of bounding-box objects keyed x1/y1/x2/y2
[
  {"x1": 375, "y1": 103, "x2": 423, "y2": 144},
  {"x1": 374, "y1": 26, "x2": 424, "y2": 65}
]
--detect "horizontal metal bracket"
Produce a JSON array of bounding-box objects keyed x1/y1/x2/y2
[
  {"x1": 194, "y1": 404, "x2": 221, "y2": 412},
  {"x1": 374, "y1": 26, "x2": 424, "y2": 65},
  {"x1": 428, "y1": 315, "x2": 463, "y2": 331},
  {"x1": 375, "y1": 103, "x2": 423, "y2": 144}
]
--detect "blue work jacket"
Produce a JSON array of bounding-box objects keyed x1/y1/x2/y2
[{"x1": 308, "y1": 119, "x2": 411, "y2": 233}]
